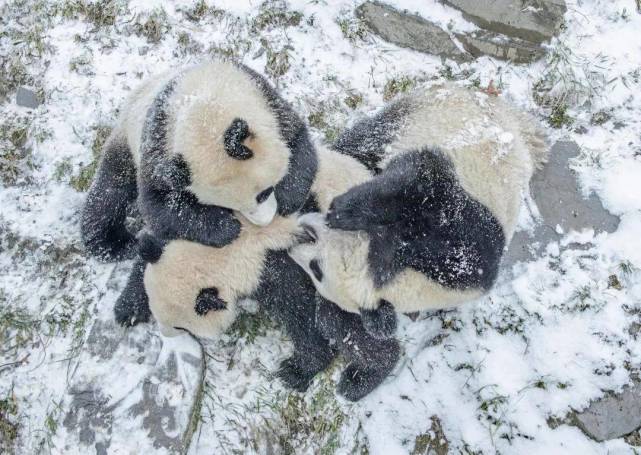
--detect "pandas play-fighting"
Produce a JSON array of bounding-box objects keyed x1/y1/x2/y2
[{"x1": 82, "y1": 60, "x2": 547, "y2": 402}]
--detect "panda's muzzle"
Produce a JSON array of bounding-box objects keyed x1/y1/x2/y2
[{"x1": 242, "y1": 188, "x2": 277, "y2": 226}]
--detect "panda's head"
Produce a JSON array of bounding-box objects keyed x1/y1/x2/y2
[
  {"x1": 172, "y1": 96, "x2": 290, "y2": 226},
  {"x1": 288, "y1": 213, "x2": 367, "y2": 312}
]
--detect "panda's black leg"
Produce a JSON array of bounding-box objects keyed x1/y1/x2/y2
[
  {"x1": 274, "y1": 293, "x2": 336, "y2": 392},
  {"x1": 255, "y1": 251, "x2": 336, "y2": 392},
  {"x1": 81, "y1": 133, "x2": 139, "y2": 262},
  {"x1": 114, "y1": 257, "x2": 151, "y2": 327},
  {"x1": 316, "y1": 297, "x2": 400, "y2": 401},
  {"x1": 359, "y1": 299, "x2": 397, "y2": 339}
]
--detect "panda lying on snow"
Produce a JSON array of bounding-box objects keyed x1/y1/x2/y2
[
  {"x1": 81, "y1": 61, "x2": 351, "y2": 393},
  {"x1": 139, "y1": 82, "x2": 546, "y2": 400},
  {"x1": 81, "y1": 60, "x2": 316, "y2": 324},
  {"x1": 141, "y1": 145, "x2": 400, "y2": 400},
  {"x1": 289, "y1": 82, "x2": 547, "y2": 336}
]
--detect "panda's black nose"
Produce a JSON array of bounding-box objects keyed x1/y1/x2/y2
[{"x1": 256, "y1": 186, "x2": 274, "y2": 204}]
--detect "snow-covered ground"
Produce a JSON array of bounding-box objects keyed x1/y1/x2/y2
[{"x1": 1, "y1": 0, "x2": 641, "y2": 453}]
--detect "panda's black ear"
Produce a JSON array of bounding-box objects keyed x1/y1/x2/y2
[{"x1": 224, "y1": 118, "x2": 254, "y2": 160}]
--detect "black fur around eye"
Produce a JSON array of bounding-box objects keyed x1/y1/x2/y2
[
  {"x1": 224, "y1": 118, "x2": 254, "y2": 160},
  {"x1": 256, "y1": 186, "x2": 274, "y2": 204},
  {"x1": 309, "y1": 259, "x2": 323, "y2": 282}
]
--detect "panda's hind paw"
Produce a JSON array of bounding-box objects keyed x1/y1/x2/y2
[
  {"x1": 276, "y1": 357, "x2": 314, "y2": 392},
  {"x1": 337, "y1": 363, "x2": 386, "y2": 401},
  {"x1": 360, "y1": 300, "x2": 397, "y2": 339}
]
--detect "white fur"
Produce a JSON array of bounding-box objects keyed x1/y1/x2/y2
[
  {"x1": 112, "y1": 60, "x2": 290, "y2": 225},
  {"x1": 146, "y1": 146, "x2": 371, "y2": 338},
  {"x1": 145, "y1": 215, "x2": 301, "y2": 339},
  {"x1": 289, "y1": 83, "x2": 548, "y2": 314}
]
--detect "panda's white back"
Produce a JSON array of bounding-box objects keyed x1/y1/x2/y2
[{"x1": 384, "y1": 83, "x2": 547, "y2": 239}]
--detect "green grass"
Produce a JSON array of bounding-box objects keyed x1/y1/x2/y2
[
  {"x1": 411, "y1": 416, "x2": 448, "y2": 455},
  {"x1": 58, "y1": 0, "x2": 126, "y2": 29},
  {"x1": 336, "y1": 17, "x2": 368, "y2": 42},
  {"x1": 67, "y1": 125, "x2": 111, "y2": 192},
  {"x1": 259, "y1": 372, "x2": 349, "y2": 455},
  {"x1": 383, "y1": 76, "x2": 415, "y2": 101},
  {"x1": 0, "y1": 393, "x2": 18, "y2": 453},
  {"x1": 547, "y1": 103, "x2": 573, "y2": 128},
  {"x1": 252, "y1": 3, "x2": 302, "y2": 32},
  {"x1": 343, "y1": 92, "x2": 363, "y2": 110},
  {"x1": 307, "y1": 107, "x2": 341, "y2": 143},
  {"x1": 134, "y1": 8, "x2": 171, "y2": 44}
]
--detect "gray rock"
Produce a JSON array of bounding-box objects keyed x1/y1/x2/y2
[
  {"x1": 455, "y1": 30, "x2": 545, "y2": 63},
  {"x1": 573, "y1": 381, "x2": 641, "y2": 441},
  {"x1": 441, "y1": 0, "x2": 567, "y2": 43},
  {"x1": 356, "y1": 1, "x2": 470, "y2": 62},
  {"x1": 15, "y1": 86, "x2": 41, "y2": 108},
  {"x1": 504, "y1": 141, "x2": 620, "y2": 266}
]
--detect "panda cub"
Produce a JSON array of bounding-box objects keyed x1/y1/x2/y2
[
  {"x1": 289, "y1": 82, "x2": 548, "y2": 338},
  {"x1": 81, "y1": 59, "x2": 315, "y2": 260},
  {"x1": 142, "y1": 146, "x2": 401, "y2": 399},
  {"x1": 80, "y1": 60, "x2": 316, "y2": 325}
]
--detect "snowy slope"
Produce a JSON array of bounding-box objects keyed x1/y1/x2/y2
[{"x1": 1, "y1": 0, "x2": 641, "y2": 454}]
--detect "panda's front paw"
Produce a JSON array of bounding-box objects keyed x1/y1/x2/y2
[
  {"x1": 276, "y1": 356, "x2": 314, "y2": 392},
  {"x1": 360, "y1": 300, "x2": 397, "y2": 339},
  {"x1": 326, "y1": 194, "x2": 370, "y2": 231},
  {"x1": 337, "y1": 363, "x2": 387, "y2": 402},
  {"x1": 114, "y1": 292, "x2": 151, "y2": 327},
  {"x1": 203, "y1": 215, "x2": 242, "y2": 247}
]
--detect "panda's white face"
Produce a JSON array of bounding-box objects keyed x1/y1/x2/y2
[
  {"x1": 288, "y1": 213, "x2": 372, "y2": 314},
  {"x1": 174, "y1": 97, "x2": 290, "y2": 226}
]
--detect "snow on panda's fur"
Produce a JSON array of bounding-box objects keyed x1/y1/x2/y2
[
  {"x1": 81, "y1": 60, "x2": 315, "y2": 262},
  {"x1": 289, "y1": 82, "x2": 548, "y2": 338},
  {"x1": 141, "y1": 146, "x2": 399, "y2": 398}
]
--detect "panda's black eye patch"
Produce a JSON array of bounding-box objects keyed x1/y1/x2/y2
[
  {"x1": 309, "y1": 259, "x2": 323, "y2": 282},
  {"x1": 256, "y1": 186, "x2": 274, "y2": 204},
  {"x1": 224, "y1": 118, "x2": 254, "y2": 160},
  {"x1": 195, "y1": 287, "x2": 227, "y2": 316}
]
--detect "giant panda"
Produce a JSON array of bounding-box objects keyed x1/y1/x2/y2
[
  {"x1": 140, "y1": 145, "x2": 401, "y2": 399},
  {"x1": 81, "y1": 59, "x2": 316, "y2": 261},
  {"x1": 288, "y1": 82, "x2": 548, "y2": 341},
  {"x1": 80, "y1": 60, "x2": 316, "y2": 324}
]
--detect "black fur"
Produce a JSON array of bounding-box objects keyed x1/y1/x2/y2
[
  {"x1": 309, "y1": 259, "x2": 323, "y2": 282},
  {"x1": 195, "y1": 288, "x2": 227, "y2": 315},
  {"x1": 223, "y1": 118, "x2": 253, "y2": 160},
  {"x1": 238, "y1": 63, "x2": 317, "y2": 215},
  {"x1": 252, "y1": 251, "x2": 336, "y2": 393},
  {"x1": 114, "y1": 258, "x2": 151, "y2": 326},
  {"x1": 315, "y1": 296, "x2": 400, "y2": 401},
  {"x1": 332, "y1": 99, "x2": 412, "y2": 172},
  {"x1": 81, "y1": 135, "x2": 138, "y2": 261},
  {"x1": 359, "y1": 300, "x2": 397, "y2": 339},
  {"x1": 137, "y1": 232, "x2": 165, "y2": 264},
  {"x1": 137, "y1": 79, "x2": 242, "y2": 248},
  {"x1": 255, "y1": 186, "x2": 274, "y2": 204},
  {"x1": 327, "y1": 149, "x2": 505, "y2": 291}
]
